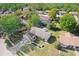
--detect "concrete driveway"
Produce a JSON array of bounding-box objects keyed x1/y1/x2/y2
[{"x1": 0, "y1": 38, "x2": 13, "y2": 56}]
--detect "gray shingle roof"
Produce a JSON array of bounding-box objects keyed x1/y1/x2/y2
[{"x1": 30, "y1": 27, "x2": 51, "y2": 41}]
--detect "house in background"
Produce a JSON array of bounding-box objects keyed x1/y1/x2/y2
[
  {"x1": 21, "y1": 7, "x2": 30, "y2": 11},
  {"x1": 19, "y1": 15, "x2": 28, "y2": 25},
  {"x1": 36, "y1": 10, "x2": 49, "y2": 15},
  {"x1": 56, "y1": 10, "x2": 67, "y2": 18},
  {"x1": 0, "y1": 9, "x2": 14, "y2": 15},
  {"x1": 38, "y1": 13, "x2": 52, "y2": 28},
  {"x1": 36, "y1": 10, "x2": 50, "y2": 22},
  {"x1": 69, "y1": 12, "x2": 79, "y2": 23},
  {"x1": 69, "y1": 12, "x2": 78, "y2": 16},
  {"x1": 56, "y1": 10, "x2": 67, "y2": 21},
  {"x1": 56, "y1": 11, "x2": 79, "y2": 22},
  {"x1": 39, "y1": 14, "x2": 51, "y2": 23}
]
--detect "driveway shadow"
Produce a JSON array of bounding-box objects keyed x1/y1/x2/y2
[{"x1": 47, "y1": 36, "x2": 56, "y2": 44}]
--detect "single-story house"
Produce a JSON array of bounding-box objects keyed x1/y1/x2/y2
[
  {"x1": 3, "y1": 9, "x2": 14, "y2": 14},
  {"x1": 55, "y1": 11, "x2": 67, "y2": 21},
  {"x1": 59, "y1": 32, "x2": 79, "y2": 50},
  {"x1": 29, "y1": 27, "x2": 52, "y2": 42},
  {"x1": 56, "y1": 11, "x2": 79, "y2": 22},
  {"x1": 21, "y1": 7, "x2": 29, "y2": 11},
  {"x1": 74, "y1": 15, "x2": 79, "y2": 23},
  {"x1": 38, "y1": 14, "x2": 51, "y2": 24},
  {"x1": 0, "y1": 10, "x2": 4, "y2": 14},
  {"x1": 19, "y1": 15, "x2": 28, "y2": 25},
  {"x1": 0, "y1": 9, "x2": 13, "y2": 14},
  {"x1": 36, "y1": 10, "x2": 44, "y2": 14},
  {"x1": 36, "y1": 10, "x2": 49, "y2": 15},
  {"x1": 56, "y1": 11, "x2": 67, "y2": 18},
  {"x1": 69, "y1": 12, "x2": 79, "y2": 23}
]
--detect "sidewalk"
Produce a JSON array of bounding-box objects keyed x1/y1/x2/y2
[{"x1": 0, "y1": 38, "x2": 13, "y2": 56}]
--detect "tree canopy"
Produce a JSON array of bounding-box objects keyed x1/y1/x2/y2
[
  {"x1": 27, "y1": 3, "x2": 79, "y2": 11},
  {"x1": 30, "y1": 14, "x2": 40, "y2": 26},
  {"x1": 0, "y1": 4, "x2": 26, "y2": 10},
  {"x1": 60, "y1": 14, "x2": 77, "y2": 32},
  {"x1": 48, "y1": 8, "x2": 57, "y2": 19},
  {"x1": 0, "y1": 14, "x2": 22, "y2": 34}
]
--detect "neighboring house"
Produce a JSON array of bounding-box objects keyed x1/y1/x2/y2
[
  {"x1": 0, "y1": 10, "x2": 4, "y2": 14},
  {"x1": 36, "y1": 10, "x2": 44, "y2": 14},
  {"x1": 56, "y1": 11, "x2": 67, "y2": 21},
  {"x1": 59, "y1": 32, "x2": 79, "y2": 50},
  {"x1": 29, "y1": 27, "x2": 52, "y2": 42},
  {"x1": 69, "y1": 12, "x2": 79, "y2": 23},
  {"x1": 38, "y1": 14, "x2": 51, "y2": 24},
  {"x1": 21, "y1": 7, "x2": 29, "y2": 11},
  {"x1": 56, "y1": 11, "x2": 67, "y2": 18},
  {"x1": 0, "y1": 9, "x2": 14, "y2": 15},
  {"x1": 19, "y1": 16, "x2": 28, "y2": 25},
  {"x1": 36, "y1": 10, "x2": 49, "y2": 15},
  {"x1": 69, "y1": 12, "x2": 78, "y2": 16},
  {"x1": 56, "y1": 11, "x2": 79, "y2": 22},
  {"x1": 3, "y1": 9, "x2": 14, "y2": 14},
  {"x1": 56, "y1": 11, "x2": 78, "y2": 18},
  {"x1": 36, "y1": 10, "x2": 46, "y2": 15},
  {"x1": 74, "y1": 15, "x2": 79, "y2": 23}
]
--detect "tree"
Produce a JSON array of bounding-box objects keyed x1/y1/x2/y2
[
  {"x1": 0, "y1": 4, "x2": 26, "y2": 10},
  {"x1": 60, "y1": 14, "x2": 77, "y2": 32},
  {"x1": 0, "y1": 14, "x2": 22, "y2": 34},
  {"x1": 48, "y1": 8, "x2": 57, "y2": 20},
  {"x1": 30, "y1": 14, "x2": 40, "y2": 26}
]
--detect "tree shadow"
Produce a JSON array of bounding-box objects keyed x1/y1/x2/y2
[
  {"x1": 61, "y1": 46, "x2": 79, "y2": 52},
  {"x1": 70, "y1": 27, "x2": 79, "y2": 36},
  {"x1": 60, "y1": 48, "x2": 68, "y2": 53},
  {"x1": 71, "y1": 30, "x2": 79, "y2": 36},
  {"x1": 51, "y1": 27, "x2": 61, "y2": 32},
  {"x1": 47, "y1": 36, "x2": 56, "y2": 44}
]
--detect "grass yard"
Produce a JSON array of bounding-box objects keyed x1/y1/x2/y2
[
  {"x1": 28, "y1": 42, "x2": 59, "y2": 56},
  {"x1": 60, "y1": 50, "x2": 75, "y2": 56}
]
